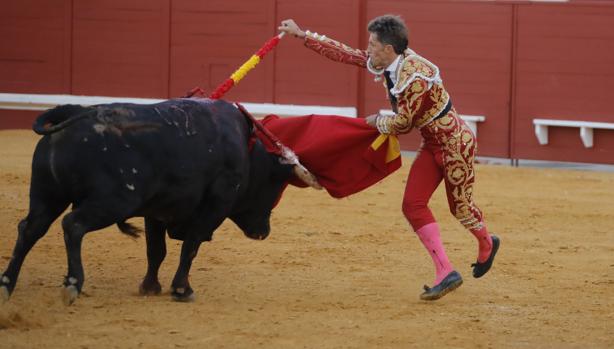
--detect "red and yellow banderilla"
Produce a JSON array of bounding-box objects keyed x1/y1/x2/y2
[
  {"x1": 209, "y1": 32, "x2": 285, "y2": 99},
  {"x1": 203, "y1": 32, "x2": 321, "y2": 189}
]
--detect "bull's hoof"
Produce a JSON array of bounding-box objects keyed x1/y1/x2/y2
[
  {"x1": 1, "y1": 275, "x2": 11, "y2": 304},
  {"x1": 171, "y1": 287, "x2": 195, "y2": 303},
  {"x1": 244, "y1": 231, "x2": 270, "y2": 240},
  {"x1": 0, "y1": 285, "x2": 9, "y2": 304},
  {"x1": 61, "y1": 285, "x2": 79, "y2": 306},
  {"x1": 139, "y1": 281, "x2": 162, "y2": 296}
]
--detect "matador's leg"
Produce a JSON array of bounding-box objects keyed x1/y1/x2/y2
[
  {"x1": 403, "y1": 143, "x2": 459, "y2": 295},
  {"x1": 441, "y1": 123, "x2": 499, "y2": 278}
]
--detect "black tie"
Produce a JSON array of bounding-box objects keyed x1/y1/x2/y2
[{"x1": 384, "y1": 71, "x2": 398, "y2": 113}]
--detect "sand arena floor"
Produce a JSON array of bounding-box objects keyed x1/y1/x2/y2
[{"x1": 0, "y1": 129, "x2": 613, "y2": 348}]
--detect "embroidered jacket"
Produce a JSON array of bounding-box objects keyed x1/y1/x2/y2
[{"x1": 304, "y1": 31, "x2": 451, "y2": 135}]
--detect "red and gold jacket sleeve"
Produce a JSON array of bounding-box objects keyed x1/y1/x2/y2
[
  {"x1": 303, "y1": 31, "x2": 367, "y2": 68},
  {"x1": 377, "y1": 54, "x2": 450, "y2": 135}
]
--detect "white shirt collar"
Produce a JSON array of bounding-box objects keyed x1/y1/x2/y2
[{"x1": 385, "y1": 54, "x2": 402, "y2": 84}]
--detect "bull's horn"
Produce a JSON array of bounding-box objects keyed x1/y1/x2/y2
[{"x1": 293, "y1": 164, "x2": 323, "y2": 190}]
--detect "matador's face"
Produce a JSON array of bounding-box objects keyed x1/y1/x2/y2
[{"x1": 367, "y1": 33, "x2": 396, "y2": 70}]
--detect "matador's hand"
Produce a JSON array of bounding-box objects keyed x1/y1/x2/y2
[
  {"x1": 278, "y1": 19, "x2": 306, "y2": 39},
  {"x1": 365, "y1": 114, "x2": 378, "y2": 128}
]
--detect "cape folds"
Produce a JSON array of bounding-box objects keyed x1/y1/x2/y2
[{"x1": 255, "y1": 114, "x2": 402, "y2": 198}]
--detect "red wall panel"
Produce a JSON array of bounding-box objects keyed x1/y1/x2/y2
[
  {"x1": 0, "y1": 110, "x2": 39, "y2": 130},
  {"x1": 169, "y1": 0, "x2": 276, "y2": 102},
  {"x1": 364, "y1": 0, "x2": 513, "y2": 157},
  {"x1": 0, "y1": 0, "x2": 71, "y2": 93},
  {"x1": 513, "y1": 3, "x2": 614, "y2": 164},
  {"x1": 274, "y1": 0, "x2": 361, "y2": 107},
  {"x1": 71, "y1": 0, "x2": 170, "y2": 98}
]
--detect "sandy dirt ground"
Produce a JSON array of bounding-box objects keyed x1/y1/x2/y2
[{"x1": 0, "y1": 129, "x2": 613, "y2": 349}]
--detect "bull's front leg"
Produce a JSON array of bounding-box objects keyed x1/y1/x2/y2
[
  {"x1": 139, "y1": 218, "x2": 167, "y2": 296},
  {"x1": 170, "y1": 216, "x2": 229, "y2": 302},
  {"x1": 170, "y1": 236, "x2": 203, "y2": 302},
  {"x1": 170, "y1": 177, "x2": 238, "y2": 302}
]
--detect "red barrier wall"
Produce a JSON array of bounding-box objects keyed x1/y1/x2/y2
[
  {"x1": 170, "y1": 0, "x2": 276, "y2": 102},
  {"x1": 0, "y1": 0, "x2": 71, "y2": 93},
  {"x1": 0, "y1": 110, "x2": 39, "y2": 130},
  {"x1": 274, "y1": 0, "x2": 361, "y2": 107},
  {"x1": 512, "y1": 3, "x2": 614, "y2": 163},
  {"x1": 72, "y1": 0, "x2": 170, "y2": 98},
  {"x1": 1, "y1": 0, "x2": 613, "y2": 163}
]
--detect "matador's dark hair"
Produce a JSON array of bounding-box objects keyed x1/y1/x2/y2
[{"x1": 367, "y1": 15, "x2": 408, "y2": 54}]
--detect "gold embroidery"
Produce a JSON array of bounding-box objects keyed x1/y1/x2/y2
[
  {"x1": 434, "y1": 113, "x2": 483, "y2": 231},
  {"x1": 304, "y1": 36, "x2": 367, "y2": 68},
  {"x1": 410, "y1": 80, "x2": 424, "y2": 93},
  {"x1": 392, "y1": 54, "x2": 440, "y2": 94},
  {"x1": 382, "y1": 54, "x2": 483, "y2": 231},
  {"x1": 418, "y1": 85, "x2": 449, "y2": 128}
]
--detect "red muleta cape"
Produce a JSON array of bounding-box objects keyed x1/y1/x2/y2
[{"x1": 255, "y1": 114, "x2": 402, "y2": 198}]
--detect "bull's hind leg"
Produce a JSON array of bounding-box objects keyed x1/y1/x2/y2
[
  {"x1": 60, "y1": 203, "x2": 134, "y2": 305},
  {"x1": 1, "y1": 197, "x2": 68, "y2": 303},
  {"x1": 139, "y1": 218, "x2": 166, "y2": 295}
]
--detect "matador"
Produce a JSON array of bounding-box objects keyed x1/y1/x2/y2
[{"x1": 280, "y1": 15, "x2": 500, "y2": 300}]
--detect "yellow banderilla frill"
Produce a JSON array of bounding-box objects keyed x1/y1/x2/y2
[{"x1": 230, "y1": 55, "x2": 261, "y2": 84}]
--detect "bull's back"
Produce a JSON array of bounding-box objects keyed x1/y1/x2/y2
[{"x1": 36, "y1": 99, "x2": 251, "y2": 215}]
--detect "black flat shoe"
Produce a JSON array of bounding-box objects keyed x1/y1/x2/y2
[
  {"x1": 472, "y1": 235, "x2": 500, "y2": 278},
  {"x1": 420, "y1": 271, "x2": 463, "y2": 301}
]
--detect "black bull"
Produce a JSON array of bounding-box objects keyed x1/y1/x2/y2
[{"x1": 0, "y1": 98, "x2": 297, "y2": 304}]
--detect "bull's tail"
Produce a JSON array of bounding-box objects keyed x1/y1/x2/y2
[
  {"x1": 117, "y1": 221, "x2": 141, "y2": 238},
  {"x1": 33, "y1": 104, "x2": 95, "y2": 135}
]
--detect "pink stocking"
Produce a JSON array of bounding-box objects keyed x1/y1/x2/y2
[
  {"x1": 470, "y1": 226, "x2": 492, "y2": 263},
  {"x1": 415, "y1": 222, "x2": 454, "y2": 285}
]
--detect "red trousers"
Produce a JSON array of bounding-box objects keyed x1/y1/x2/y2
[{"x1": 402, "y1": 111, "x2": 484, "y2": 232}]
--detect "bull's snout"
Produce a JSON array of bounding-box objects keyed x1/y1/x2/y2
[
  {"x1": 231, "y1": 214, "x2": 271, "y2": 241},
  {"x1": 243, "y1": 230, "x2": 270, "y2": 240}
]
